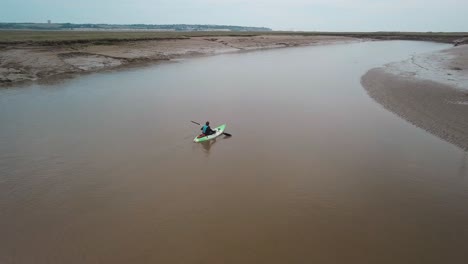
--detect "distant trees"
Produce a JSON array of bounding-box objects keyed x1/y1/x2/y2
[{"x1": 0, "y1": 23, "x2": 272, "y2": 32}]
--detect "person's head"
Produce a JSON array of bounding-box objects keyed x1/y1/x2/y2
[{"x1": 205, "y1": 121, "x2": 210, "y2": 126}]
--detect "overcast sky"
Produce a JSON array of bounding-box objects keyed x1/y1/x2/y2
[{"x1": 2, "y1": 0, "x2": 467, "y2": 31}]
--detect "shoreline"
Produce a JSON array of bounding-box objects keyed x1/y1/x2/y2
[
  {"x1": 2, "y1": 30, "x2": 468, "y2": 88},
  {"x1": 0, "y1": 35, "x2": 360, "y2": 87},
  {"x1": 361, "y1": 45, "x2": 468, "y2": 150},
  {"x1": 2, "y1": 31, "x2": 468, "y2": 151}
]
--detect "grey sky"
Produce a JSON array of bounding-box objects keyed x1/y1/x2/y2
[{"x1": 2, "y1": 0, "x2": 468, "y2": 31}]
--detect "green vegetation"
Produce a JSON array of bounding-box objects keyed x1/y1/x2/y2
[
  {"x1": 0, "y1": 30, "x2": 467, "y2": 45},
  {"x1": 0, "y1": 30, "x2": 267, "y2": 44}
]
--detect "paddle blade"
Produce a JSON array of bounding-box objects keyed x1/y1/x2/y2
[
  {"x1": 223, "y1": 132, "x2": 232, "y2": 137},
  {"x1": 191, "y1": 121, "x2": 201, "y2": 125}
]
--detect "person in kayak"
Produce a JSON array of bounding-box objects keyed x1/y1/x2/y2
[{"x1": 201, "y1": 121, "x2": 216, "y2": 136}]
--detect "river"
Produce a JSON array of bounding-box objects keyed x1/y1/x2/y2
[{"x1": 1, "y1": 41, "x2": 467, "y2": 264}]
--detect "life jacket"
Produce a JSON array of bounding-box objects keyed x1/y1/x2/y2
[{"x1": 202, "y1": 125, "x2": 209, "y2": 134}]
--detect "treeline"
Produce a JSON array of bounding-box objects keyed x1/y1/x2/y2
[{"x1": 0, "y1": 23, "x2": 272, "y2": 32}]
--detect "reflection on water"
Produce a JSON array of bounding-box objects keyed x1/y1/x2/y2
[
  {"x1": 1, "y1": 41, "x2": 467, "y2": 264},
  {"x1": 198, "y1": 135, "x2": 232, "y2": 155},
  {"x1": 201, "y1": 139, "x2": 216, "y2": 154}
]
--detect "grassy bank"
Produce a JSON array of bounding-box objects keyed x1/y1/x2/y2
[
  {"x1": 0, "y1": 31, "x2": 261, "y2": 44},
  {"x1": 1, "y1": 30, "x2": 467, "y2": 45}
]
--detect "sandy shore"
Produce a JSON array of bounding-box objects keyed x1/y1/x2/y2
[
  {"x1": 362, "y1": 45, "x2": 468, "y2": 150},
  {"x1": 0, "y1": 35, "x2": 358, "y2": 86}
]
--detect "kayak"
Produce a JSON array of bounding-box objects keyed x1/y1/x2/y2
[{"x1": 194, "y1": 124, "x2": 226, "y2": 143}]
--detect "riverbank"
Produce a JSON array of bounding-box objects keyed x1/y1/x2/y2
[
  {"x1": 362, "y1": 45, "x2": 468, "y2": 150},
  {"x1": 1, "y1": 31, "x2": 468, "y2": 87},
  {"x1": 0, "y1": 34, "x2": 359, "y2": 86}
]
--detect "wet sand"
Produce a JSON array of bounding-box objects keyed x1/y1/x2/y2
[
  {"x1": 362, "y1": 45, "x2": 468, "y2": 150},
  {"x1": 0, "y1": 35, "x2": 358, "y2": 86}
]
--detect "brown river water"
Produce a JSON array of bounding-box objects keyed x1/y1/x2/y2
[{"x1": 1, "y1": 41, "x2": 467, "y2": 264}]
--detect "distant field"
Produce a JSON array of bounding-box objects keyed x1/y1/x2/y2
[
  {"x1": 0, "y1": 30, "x2": 467, "y2": 44},
  {"x1": 0, "y1": 31, "x2": 262, "y2": 43}
]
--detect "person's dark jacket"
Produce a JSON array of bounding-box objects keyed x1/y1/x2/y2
[{"x1": 201, "y1": 125, "x2": 215, "y2": 135}]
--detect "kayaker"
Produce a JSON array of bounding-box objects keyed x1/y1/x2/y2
[{"x1": 201, "y1": 121, "x2": 216, "y2": 136}]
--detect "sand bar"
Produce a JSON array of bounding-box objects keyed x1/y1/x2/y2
[{"x1": 362, "y1": 45, "x2": 468, "y2": 150}]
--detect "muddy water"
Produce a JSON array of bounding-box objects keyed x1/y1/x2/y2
[{"x1": 1, "y1": 41, "x2": 467, "y2": 264}]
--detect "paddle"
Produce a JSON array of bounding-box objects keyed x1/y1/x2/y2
[{"x1": 191, "y1": 121, "x2": 232, "y2": 137}]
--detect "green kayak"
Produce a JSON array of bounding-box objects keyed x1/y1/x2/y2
[{"x1": 194, "y1": 124, "x2": 226, "y2": 143}]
